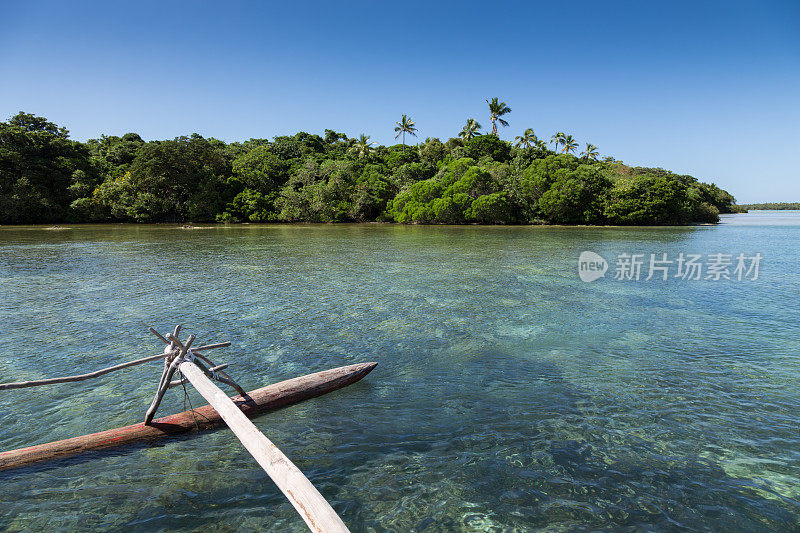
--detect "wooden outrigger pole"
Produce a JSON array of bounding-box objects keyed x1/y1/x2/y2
[
  {"x1": 0, "y1": 326, "x2": 376, "y2": 533},
  {"x1": 180, "y1": 357, "x2": 349, "y2": 532},
  {"x1": 155, "y1": 330, "x2": 350, "y2": 533}
]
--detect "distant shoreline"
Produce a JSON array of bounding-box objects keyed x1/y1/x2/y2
[
  {"x1": 737, "y1": 203, "x2": 800, "y2": 211},
  {"x1": 0, "y1": 219, "x2": 749, "y2": 230}
]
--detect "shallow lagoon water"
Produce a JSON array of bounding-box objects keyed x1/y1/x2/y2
[{"x1": 0, "y1": 212, "x2": 799, "y2": 531}]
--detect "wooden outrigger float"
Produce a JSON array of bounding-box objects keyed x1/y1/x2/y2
[
  {"x1": 0, "y1": 326, "x2": 377, "y2": 533},
  {"x1": 0, "y1": 362, "x2": 376, "y2": 470}
]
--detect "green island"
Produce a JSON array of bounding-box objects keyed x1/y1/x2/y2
[{"x1": 1, "y1": 105, "x2": 743, "y2": 226}]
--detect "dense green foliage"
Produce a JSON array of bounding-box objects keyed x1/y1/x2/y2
[
  {"x1": 1, "y1": 112, "x2": 740, "y2": 225},
  {"x1": 0, "y1": 113, "x2": 94, "y2": 223}
]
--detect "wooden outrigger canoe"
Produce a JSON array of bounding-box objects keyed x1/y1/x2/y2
[{"x1": 0, "y1": 361, "x2": 376, "y2": 472}]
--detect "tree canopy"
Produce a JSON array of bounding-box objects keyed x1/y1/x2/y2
[{"x1": 0, "y1": 111, "x2": 741, "y2": 226}]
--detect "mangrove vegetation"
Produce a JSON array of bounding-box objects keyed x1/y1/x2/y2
[{"x1": 0, "y1": 103, "x2": 740, "y2": 226}]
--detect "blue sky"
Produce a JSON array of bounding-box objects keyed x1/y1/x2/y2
[{"x1": 1, "y1": 1, "x2": 798, "y2": 202}]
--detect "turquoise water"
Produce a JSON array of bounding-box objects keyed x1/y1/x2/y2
[{"x1": 1, "y1": 212, "x2": 799, "y2": 532}]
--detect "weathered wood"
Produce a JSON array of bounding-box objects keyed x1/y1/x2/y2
[
  {"x1": 167, "y1": 333, "x2": 194, "y2": 353},
  {"x1": 148, "y1": 327, "x2": 170, "y2": 345},
  {"x1": 149, "y1": 328, "x2": 231, "y2": 354},
  {"x1": 186, "y1": 352, "x2": 247, "y2": 396},
  {"x1": 194, "y1": 341, "x2": 231, "y2": 351},
  {"x1": 167, "y1": 361, "x2": 245, "y2": 396},
  {"x1": 143, "y1": 356, "x2": 183, "y2": 425},
  {"x1": 212, "y1": 370, "x2": 247, "y2": 396},
  {"x1": 0, "y1": 362, "x2": 377, "y2": 472},
  {"x1": 143, "y1": 334, "x2": 194, "y2": 425},
  {"x1": 168, "y1": 363, "x2": 229, "y2": 389},
  {"x1": 0, "y1": 353, "x2": 168, "y2": 391},
  {"x1": 180, "y1": 360, "x2": 350, "y2": 533},
  {"x1": 189, "y1": 349, "x2": 216, "y2": 366}
]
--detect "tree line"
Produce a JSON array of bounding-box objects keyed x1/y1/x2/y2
[
  {"x1": 737, "y1": 203, "x2": 799, "y2": 211},
  {"x1": 0, "y1": 102, "x2": 740, "y2": 225}
]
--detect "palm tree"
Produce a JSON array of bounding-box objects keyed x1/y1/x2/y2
[
  {"x1": 551, "y1": 132, "x2": 565, "y2": 153},
  {"x1": 459, "y1": 118, "x2": 482, "y2": 140},
  {"x1": 514, "y1": 128, "x2": 538, "y2": 149},
  {"x1": 535, "y1": 138, "x2": 548, "y2": 151},
  {"x1": 580, "y1": 142, "x2": 599, "y2": 161},
  {"x1": 350, "y1": 134, "x2": 375, "y2": 159},
  {"x1": 486, "y1": 97, "x2": 511, "y2": 135},
  {"x1": 394, "y1": 114, "x2": 417, "y2": 151},
  {"x1": 561, "y1": 134, "x2": 578, "y2": 154}
]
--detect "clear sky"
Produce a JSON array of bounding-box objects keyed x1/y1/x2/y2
[{"x1": 1, "y1": 1, "x2": 798, "y2": 203}]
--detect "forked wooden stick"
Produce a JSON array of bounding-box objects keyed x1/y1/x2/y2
[{"x1": 143, "y1": 334, "x2": 195, "y2": 424}]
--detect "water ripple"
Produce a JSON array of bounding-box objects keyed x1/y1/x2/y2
[{"x1": 0, "y1": 222, "x2": 798, "y2": 531}]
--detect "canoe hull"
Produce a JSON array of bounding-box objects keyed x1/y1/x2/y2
[{"x1": 0, "y1": 361, "x2": 377, "y2": 471}]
